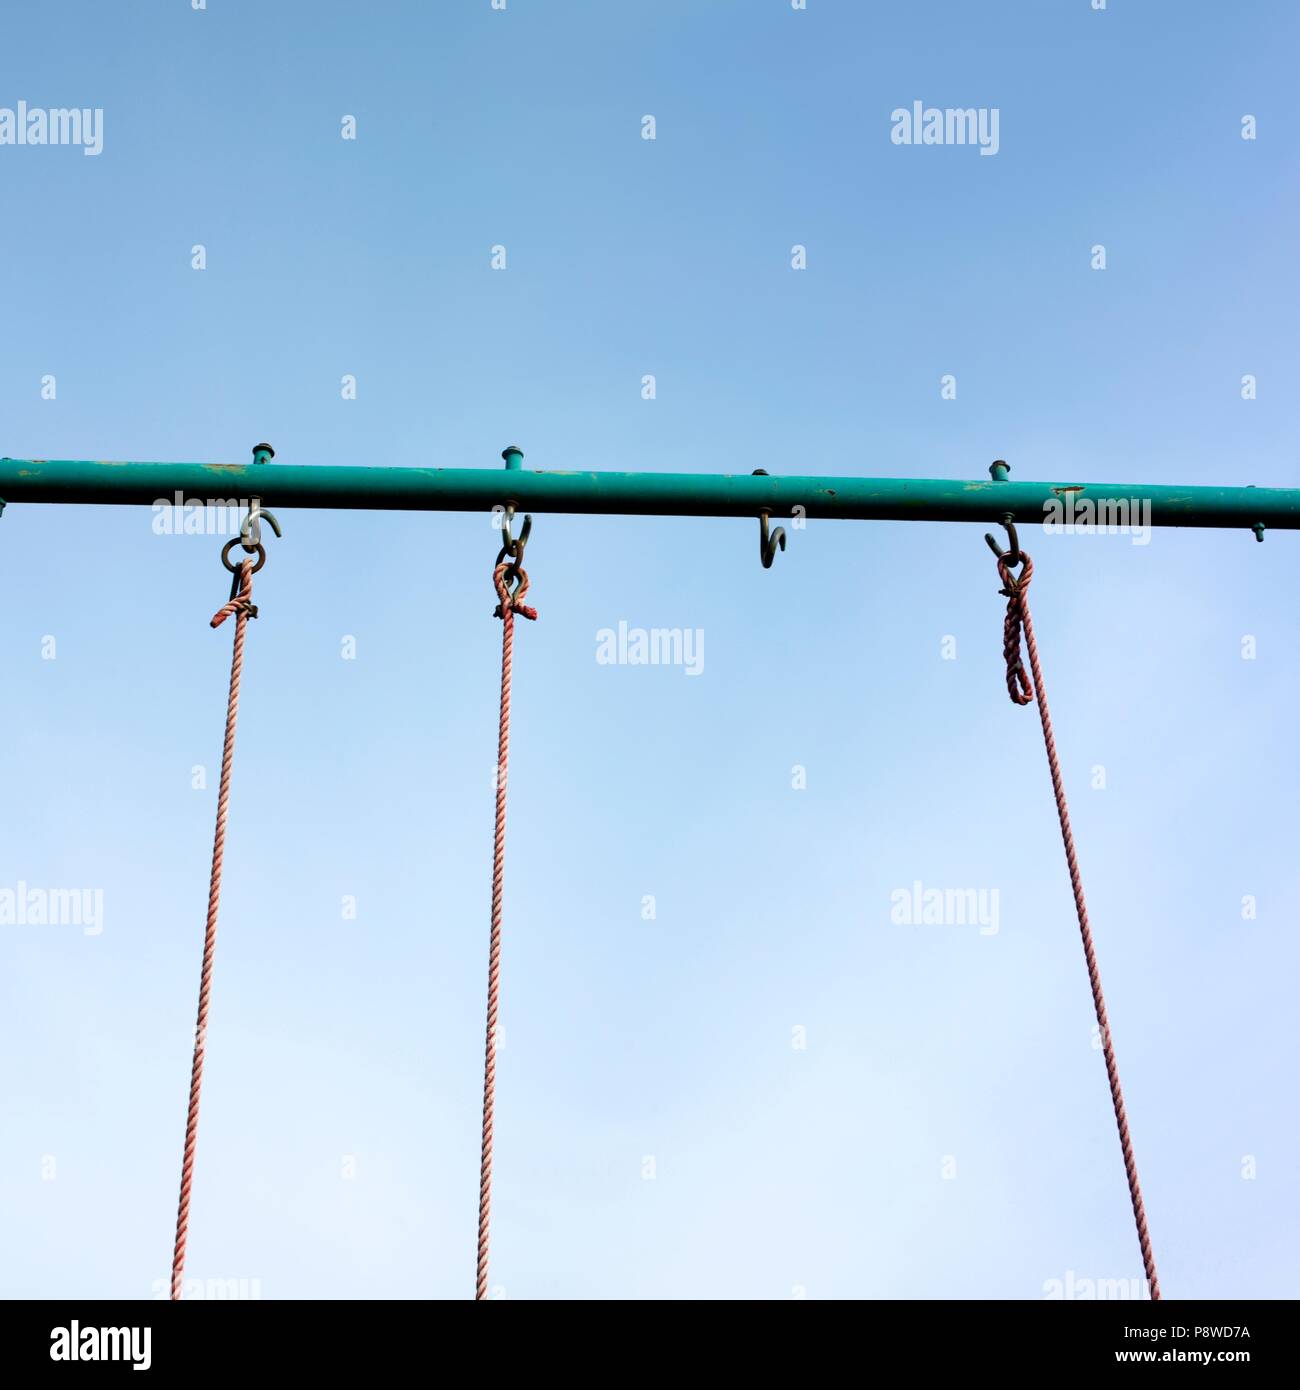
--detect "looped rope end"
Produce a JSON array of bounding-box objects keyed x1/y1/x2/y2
[
  {"x1": 1006, "y1": 664, "x2": 1033, "y2": 706},
  {"x1": 995, "y1": 551, "x2": 1035, "y2": 706},
  {"x1": 492, "y1": 563, "x2": 539, "y2": 622},
  {"x1": 211, "y1": 562, "x2": 259, "y2": 629}
]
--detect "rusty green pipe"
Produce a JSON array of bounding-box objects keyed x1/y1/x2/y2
[{"x1": 0, "y1": 450, "x2": 1294, "y2": 533}]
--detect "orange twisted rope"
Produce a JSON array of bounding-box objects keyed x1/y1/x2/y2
[
  {"x1": 996, "y1": 549, "x2": 1160, "y2": 1299},
  {"x1": 476, "y1": 558, "x2": 537, "y2": 1301},
  {"x1": 170, "y1": 556, "x2": 259, "y2": 1301}
]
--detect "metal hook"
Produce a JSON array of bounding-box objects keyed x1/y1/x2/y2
[
  {"x1": 240, "y1": 501, "x2": 283, "y2": 552},
  {"x1": 984, "y1": 512, "x2": 1022, "y2": 566},
  {"x1": 495, "y1": 504, "x2": 533, "y2": 600},
  {"x1": 500, "y1": 504, "x2": 532, "y2": 560},
  {"x1": 759, "y1": 512, "x2": 786, "y2": 568},
  {"x1": 752, "y1": 470, "x2": 786, "y2": 569}
]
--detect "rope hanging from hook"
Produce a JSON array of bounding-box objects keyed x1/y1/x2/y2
[
  {"x1": 170, "y1": 506, "x2": 280, "y2": 1301},
  {"x1": 477, "y1": 509, "x2": 538, "y2": 1301},
  {"x1": 989, "y1": 522, "x2": 1161, "y2": 1300}
]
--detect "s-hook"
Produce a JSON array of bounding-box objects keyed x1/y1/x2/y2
[
  {"x1": 495, "y1": 504, "x2": 533, "y2": 604},
  {"x1": 239, "y1": 502, "x2": 283, "y2": 550},
  {"x1": 220, "y1": 501, "x2": 283, "y2": 601},
  {"x1": 984, "y1": 512, "x2": 1022, "y2": 568},
  {"x1": 753, "y1": 470, "x2": 786, "y2": 569}
]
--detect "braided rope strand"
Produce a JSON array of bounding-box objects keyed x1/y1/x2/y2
[
  {"x1": 997, "y1": 551, "x2": 1160, "y2": 1299},
  {"x1": 170, "y1": 559, "x2": 258, "y2": 1301},
  {"x1": 477, "y1": 561, "x2": 537, "y2": 1302}
]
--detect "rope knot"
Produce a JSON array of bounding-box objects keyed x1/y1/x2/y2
[
  {"x1": 211, "y1": 597, "x2": 257, "y2": 628},
  {"x1": 996, "y1": 551, "x2": 1034, "y2": 705},
  {"x1": 211, "y1": 560, "x2": 259, "y2": 628},
  {"x1": 492, "y1": 562, "x2": 539, "y2": 622}
]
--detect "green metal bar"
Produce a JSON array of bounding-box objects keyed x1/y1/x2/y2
[{"x1": 0, "y1": 454, "x2": 1295, "y2": 531}]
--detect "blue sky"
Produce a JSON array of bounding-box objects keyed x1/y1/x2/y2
[{"x1": 1, "y1": 0, "x2": 1297, "y2": 1299}]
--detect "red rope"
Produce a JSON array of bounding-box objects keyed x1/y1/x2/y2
[
  {"x1": 170, "y1": 558, "x2": 258, "y2": 1301},
  {"x1": 996, "y1": 550, "x2": 1160, "y2": 1299},
  {"x1": 477, "y1": 559, "x2": 537, "y2": 1301}
]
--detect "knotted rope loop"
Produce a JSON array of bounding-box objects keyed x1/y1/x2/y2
[
  {"x1": 492, "y1": 559, "x2": 538, "y2": 622},
  {"x1": 996, "y1": 550, "x2": 1034, "y2": 706},
  {"x1": 212, "y1": 555, "x2": 259, "y2": 627}
]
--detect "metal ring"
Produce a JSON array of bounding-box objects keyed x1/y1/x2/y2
[
  {"x1": 494, "y1": 549, "x2": 523, "y2": 593},
  {"x1": 221, "y1": 539, "x2": 266, "y2": 574}
]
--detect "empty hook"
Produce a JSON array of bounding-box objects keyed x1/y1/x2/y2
[{"x1": 753, "y1": 470, "x2": 786, "y2": 569}]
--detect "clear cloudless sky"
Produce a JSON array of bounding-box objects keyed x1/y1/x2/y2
[{"x1": 1, "y1": 0, "x2": 1297, "y2": 1300}]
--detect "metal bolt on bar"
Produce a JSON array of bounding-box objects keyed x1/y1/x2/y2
[{"x1": 0, "y1": 448, "x2": 1294, "y2": 535}]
